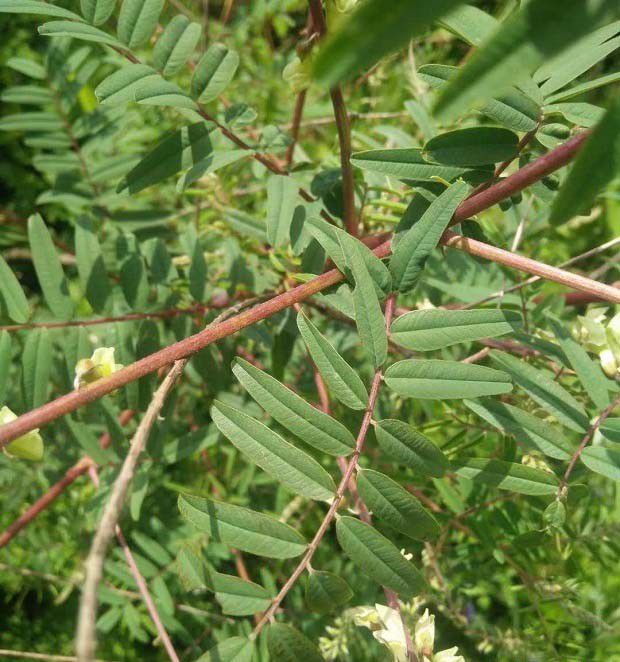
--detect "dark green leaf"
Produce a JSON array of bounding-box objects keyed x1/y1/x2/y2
[
  {"x1": 305, "y1": 571, "x2": 353, "y2": 614},
  {"x1": 80, "y1": 0, "x2": 116, "y2": 25},
  {"x1": 196, "y1": 637, "x2": 254, "y2": 662},
  {"x1": 267, "y1": 624, "x2": 323, "y2": 662},
  {"x1": 0, "y1": 254, "x2": 30, "y2": 323},
  {"x1": 22, "y1": 328, "x2": 52, "y2": 409},
  {"x1": 75, "y1": 217, "x2": 111, "y2": 313},
  {"x1": 453, "y1": 458, "x2": 559, "y2": 495},
  {"x1": 424, "y1": 127, "x2": 519, "y2": 167},
  {"x1": 265, "y1": 175, "x2": 298, "y2": 248},
  {"x1": 191, "y1": 44, "x2": 239, "y2": 103}
]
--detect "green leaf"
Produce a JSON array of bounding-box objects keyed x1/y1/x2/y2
[
  {"x1": 22, "y1": 328, "x2": 52, "y2": 409},
  {"x1": 357, "y1": 469, "x2": 439, "y2": 540},
  {"x1": 391, "y1": 308, "x2": 522, "y2": 352},
  {"x1": 211, "y1": 400, "x2": 336, "y2": 501},
  {"x1": 601, "y1": 419, "x2": 620, "y2": 443},
  {"x1": 0, "y1": 332, "x2": 12, "y2": 403},
  {"x1": 80, "y1": 0, "x2": 116, "y2": 24},
  {"x1": 305, "y1": 571, "x2": 353, "y2": 614},
  {"x1": 464, "y1": 398, "x2": 575, "y2": 461},
  {"x1": 6, "y1": 57, "x2": 46, "y2": 79},
  {"x1": 208, "y1": 571, "x2": 272, "y2": 616},
  {"x1": 489, "y1": 350, "x2": 589, "y2": 432},
  {"x1": 297, "y1": 312, "x2": 368, "y2": 410},
  {"x1": 117, "y1": 0, "x2": 164, "y2": 49},
  {"x1": 196, "y1": 637, "x2": 254, "y2": 662},
  {"x1": 550, "y1": 98, "x2": 620, "y2": 226},
  {"x1": 118, "y1": 122, "x2": 215, "y2": 194},
  {"x1": 581, "y1": 447, "x2": 620, "y2": 481},
  {"x1": 390, "y1": 181, "x2": 470, "y2": 293},
  {"x1": 548, "y1": 316, "x2": 610, "y2": 409},
  {"x1": 189, "y1": 242, "x2": 207, "y2": 302},
  {"x1": 176, "y1": 548, "x2": 208, "y2": 591},
  {"x1": 418, "y1": 64, "x2": 541, "y2": 133},
  {"x1": 545, "y1": 72, "x2": 620, "y2": 103},
  {"x1": 1, "y1": 85, "x2": 54, "y2": 105},
  {"x1": 424, "y1": 127, "x2": 519, "y2": 167},
  {"x1": 232, "y1": 358, "x2": 355, "y2": 456},
  {"x1": 453, "y1": 458, "x2": 559, "y2": 495},
  {"x1": 0, "y1": 112, "x2": 63, "y2": 132},
  {"x1": 0, "y1": 255, "x2": 30, "y2": 323},
  {"x1": 265, "y1": 175, "x2": 299, "y2": 248},
  {"x1": 134, "y1": 77, "x2": 197, "y2": 110},
  {"x1": 313, "y1": 0, "x2": 464, "y2": 85},
  {"x1": 95, "y1": 64, "x2": 156, "y2": 105},
  {"x1": 153, "y1": 15, "x2": 201, "y2": 76},
  {"x1": 351, "y1": 148, "x2": 474, "y2": 182},
  {"x1": 544, "y1": 102, "x2": 604, "y2": 128},
  {"x1": 0, "y1": 0, "x2": 83, "y2": 20},
  {"x1": 75, "y1": 217, "x2": 111, "y2": 313},
  {"x1": 28, "y1": 214, "x2": 73, "y2": 320},
  {"x1": 385, "y1": 359, "x2": 512, "y2": 400},
  {"x1": 39, "y1": 20, "x2": 125, "y2": 48},
  {"x1": 342, "y1": 236, "x2": 388, "y2": 368},
  {"x1": 305, "y1": 216, "x2": 392, "y2": 295},
  {"x1": 375, "y1": 419, "x2": 449, "y2": 477},
  {"x1": 336, "y1": 516, "x2": 425, "y2": 598},
  {"x1": 434, "y1": 0, "x2": 617, "y2": 120},
  {"x1": 191, "y1": 43, "x2": 239, "y2": 103},
  {"x1": 437, "y1": 4, "x2": 497, "y2": 46},
  {"x1": 178, "y1": 495, "x2": 307, "y2": 559},
  {"x1": 267, "y1": 624, "x2": 323, "y2": 662}
]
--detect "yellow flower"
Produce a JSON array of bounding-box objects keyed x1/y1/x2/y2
[
  {"x1": 434, "y1": 646, "x2": 465, "y2": 662},
  {"x1": 74, "y1": 347, "x2": 123, "y2": 390},
  {"x1": 415, "y1": 609, "x2": 435, "y2": 656},
  {"x1": 0, "y1": 406, "x2": 43, "y2": 461}
]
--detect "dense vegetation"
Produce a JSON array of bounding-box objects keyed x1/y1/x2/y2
[{"x1": 1, "y1": 1, "x2": 619, "y2": 661}]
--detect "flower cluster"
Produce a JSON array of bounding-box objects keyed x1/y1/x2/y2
[
  {"x1": 351, "y1": 604, "x2": 465, "y2": 662},
  {"x1": 572, "y1": 307, "x2": 620, "y2": 379}
]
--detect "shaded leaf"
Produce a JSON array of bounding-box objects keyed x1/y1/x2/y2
[
  {"x1": 191, "y1": 44, "x2": 239, "y2": 103},
  {"x1": 22, "y1": 328, "x2": 52, "y2": 410},
  {"x1": 267, "y1": 624, "x2": 323, "y2": 662},
  {"x1": 306, "y1": 571, "x2": 353, "y2": 614},
  {"x1": 453, "y1": 458, "x2": 559, "y2": 495},
  {"x1": 424, "y1": 127, "x2": 519, "y2": 167},
  {"x1": 80, "y1": 0, "x2": 116, "y2": 25},
  {"x1": 196, "y1": 637, "x2": 253, "y2": 662},
  {"x1": 265, "y1": 175, "x2": 298, "y2": 248},
  {"x1": 75, "y1": 217, "x2": 111, "y2": 313},
  {"x1": 581, "y1": 446, "x2": 620, "y2": 481},
  {"x1": 0, "y1": 254, "x2": 30, "y2": 323},
  {"x1": 209, "y1": 571, "x2": 272, "y2": 616}
]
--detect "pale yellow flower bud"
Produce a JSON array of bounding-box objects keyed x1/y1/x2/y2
[
  {"x1": 74, "y1": 347, "x2": 123, "y2": 390},
  {"x1": 600, "y1": 349, "x2": 619, "y2": 379},
  {"x1": 282, "y1": 57, "x2": 310, "y2": 94},
  {"x1": 434, "y1": 646, "x2": 465, "y2": 662},
  {"x1": 415, "y1": 609, "x2": 435, "y2": 656},
  {"x1": 0, "y1": 406, "x2": 43, "y2": 461}
]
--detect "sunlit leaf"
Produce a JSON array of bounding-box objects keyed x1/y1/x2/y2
[{"x1": 453, "y1": 458, "x2": 559, "y2": 495}]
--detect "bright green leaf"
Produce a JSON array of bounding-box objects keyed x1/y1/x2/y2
[
  {"x1": 453, "y1": 458, "x2": 559, "y2": 495},
  {"x1": 153, "y1": 15, "x2": 201, "y2": 76},
  {"x1": 80, "y1": 0, "x2": 116, "y2": 25},
  {"x1": 39, "y1": 20, "x2": 125, "y2": 48},
  {"x1": 117, "y1": 0, "x2": 164, "y2": 49},
  {"x1": 265, "y1": 175, "x2": 299, "y2": 248},
  {"x1": 581, "y1": 446, "x2": 620, "y2": 481},
  {"x1": 191, "y1": 44, "x2": 239, "y2": 103}
]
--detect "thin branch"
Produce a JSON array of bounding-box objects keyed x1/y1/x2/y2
[
  {"x1": 251, "y1": 296, "x2": 396, "y2": 637},
  {"x1": 558, "y1": 393, "x2": 620, "y2": 494},
  {"x1": 0, "y1": 651, "x2": 117, "y2": 662},
  {"x1": 285, "y1": 90, "x2": 307, "y2": 168},
  {"x1": 75, "y1": 362, "x2": 185, "y2": 662}
]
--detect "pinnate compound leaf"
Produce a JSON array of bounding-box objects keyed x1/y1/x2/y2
[
  {"x1": 550, "y1": 98, "x2": 620, "y2": 226},
  {"x1": 297, "y1": 312, "x2": 368, "y2": 410},
  {"x1": 22, "y1": 328, "x2": 52, "y2": 409},
  {"x1": 178, "y1": 495, "x2": 306, "y2": 559},
  {"x1": 80, "y1": 0, "x2": 116, "y2": 25},
  {"x1": 357, "y1": 469, "x2": 439, "y2": 541},
  {"x1": 336, "y1": 516, "x2": 425, "y2": 598},
  {"x1": 191, "y1": 44, "x2": 239, "y2": 103},
  {"x1": 313, "y1": 0, "x2": 464, "y2": 85},
  {"x1": 95, "y1": 64, "x2": 156, "y2": 105},
  {"x1": 265, "y1": 175, "x2": 299, "y2": 248},
  {"x1": 390, "y1": 180, "x2": 470, "y2": 293},
  {"x1": 548, "y1": 316, "x2": 611, "y2": 409},
  {"x1": 153, "y1": 15, "x2": 201, "y2": 76},
  {"x1": 581, "y1": 447, "x2": 620, "y2": 482},
  {"x1": 453, "y1": 458, "x2": 559, "y2": 495},
  {"x1": 424, "y1": 127, "x2": 519, "y2": 167},
  {"x1": 489, "y1": 350, "x2": 588, "y2": 432},
  {"x1": 211, "y1": 400, "x2": 336, "y2": 501},
  {"x1": 118, "y1": 0, "x2": 164, "y2": 49},
  {"x1": 0, "y1": 255, "x2": 30, "y2": 323},
  {"x1": 196, "y1": 637, "x2": 253, "y2": 662},
  {"x1": 39, "y1": 21, "x2": 125, "y2": 48},
  {"x1": 375, "y1": 419, "x2": 448, "y2": 477},
  {"x1": 232, "y1": 358, "x2": 355, "y2": 456},
  {"x1": 391, "y1": 308, "x2": 522, "y2": 352},
  {"x1": 384, "y1": 359, "x2": 513, "y2": 400},
  {"x1": 267, "y1": 624, "x2": 324, "y2": 662},
  {"x1": 0, "y1": 0, "x2": 83, "y2": 20},
  {"x1": 464, "y1": 399, "x2": 575, "y2": 461},
  {"x1": 118, "y1": 122, "x2": 215, "y2": 194},
  {"x1": 434, "y1": 0, "x2": 617, "y2": 120},
  {"x1": 28, "y1": 214, "x2": 73, "y2": 320},
  {"x1": 306, "y1": 571, "x2": 353, "y2": 614}
]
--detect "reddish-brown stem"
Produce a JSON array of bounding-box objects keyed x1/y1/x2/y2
[
  {"x1": 285, "y1": 90, "x2": 307, "y2": 168},
  {"x1": 252, "y1": 296, "x2": 396, "y2": 637},
  {"x1": 452, "y1": 132, "x2": 589, "y2": 225},
  {"x1": 558, "y1": 394, "x2": 620, "y2": 494},
  {"x1": 0, "y1": 409, "x2": 134, "y2": 549}
]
